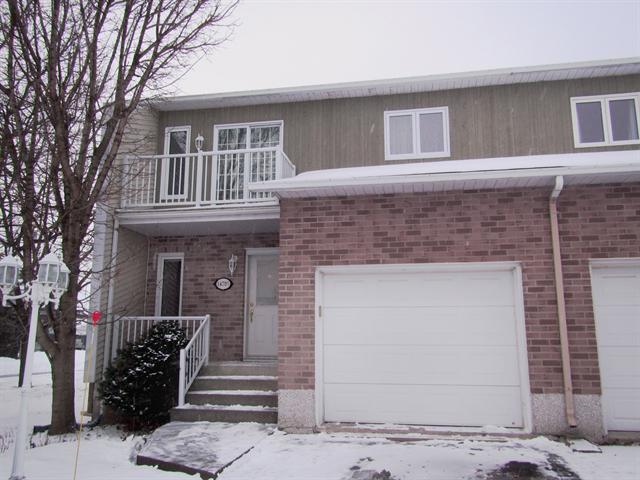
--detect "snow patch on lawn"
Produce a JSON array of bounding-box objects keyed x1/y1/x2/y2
[
  {"x1": 0, "y1": 427, "x2": 177, "y2": 479},
  {"x1": 0, "y1": 352, "x2": 86, "y2": 454}
]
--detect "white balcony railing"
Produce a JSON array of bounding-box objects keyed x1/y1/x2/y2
[
  {"x1": 120, "y1": 148, "x2": 296, "y2": 208},
  {"x1": 113, "y1": 315, "x2": 211, "y2": 406}
]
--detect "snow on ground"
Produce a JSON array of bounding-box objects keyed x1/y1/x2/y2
[
  {"x1": 1, "y1": 351, "x2": 639, "y2": 480},
  {"x1": 0, "y1": 351, "x2": 86, "y2": 454},
  {"x1": 0, "y1": 427, "x2": 179, "y2": 480}
]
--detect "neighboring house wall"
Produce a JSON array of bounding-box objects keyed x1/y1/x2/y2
[
  {"x1": 277, "y1": 182, "x2": 640, "y2": 434},
  {"x1": 145, "y1": 233, "x2": 279, "y2": 360},
  {"x1": 158, "y1": 75, "x2": 640, "y2": 173}
]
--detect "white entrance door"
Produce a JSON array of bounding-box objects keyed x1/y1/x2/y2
[
  {"x1": 318, "y1": 263, "x2": 530, "y2": 428},
  {"x1": 591, "y1": 261, "x2": 640, "y2": 432},
  {"x1": 246, "y1": 252, "x2": 278, "y2": 358}
]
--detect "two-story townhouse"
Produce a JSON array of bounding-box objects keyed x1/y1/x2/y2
[{"x1": 88, "y1": 58, "x2": 640, "y2": 441}]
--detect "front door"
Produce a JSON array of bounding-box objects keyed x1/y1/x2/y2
[{"x1": 246, "y1": 252, "x2": 278, "y2": 358}]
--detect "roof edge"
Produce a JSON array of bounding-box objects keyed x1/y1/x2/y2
[{"x1": 153, "y1": 57, "x2": 640, "y2": 111}]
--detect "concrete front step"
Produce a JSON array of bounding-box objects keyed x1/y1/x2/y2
[
  {"x1": 190, "y1": 375, "x2": 278, "y2": 392},
  {"x1": 200, "y1": 361, "x2": 277, "y2": 377},
  {"x1": 170, "y1": 405, "x2": 278, "y2": 424},
  {"x1": 186, "y1": 390, "x2": 278, "y2": 407}
]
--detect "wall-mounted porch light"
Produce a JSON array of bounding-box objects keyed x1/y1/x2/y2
[
  {"x1": 228, "y1": 254, "x2": 238, "y2": 276},
  {"x1": 195, "y1": 133, "x2": 204, "y2": 152}
]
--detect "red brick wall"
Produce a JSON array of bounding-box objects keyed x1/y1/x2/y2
[
  {"x1": 147, "y1": 233, "x2": 278, "y2": 360},
  {"x1": 278, "y1": 183, "x2": 640, "y2": 395}
]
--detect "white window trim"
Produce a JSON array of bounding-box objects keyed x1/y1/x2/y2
[
  {"x1": 570, "y1": 92, "x2": 640, "y2": 148},
  {"x1": 155, "y1": 252, "x2": 185, "y2": 317},
  {"x1": 384, "y1": 107, "x2": 450, "y2": 161},
  {"x1": 213, "y1": 120, "x2": 284, "y2": 152},
  {"x1": 161, "y1": 126, "x2": 191, "y2": 200}
]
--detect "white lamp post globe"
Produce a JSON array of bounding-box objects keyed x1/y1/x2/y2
[
  {"x1": 57, "y1": 261, "x2": 70, "y2": 292},
  {"x1": 36, "y1": 252, "x2": 63, "y2": 287},
  {"x1": 0, "y1": 253, "x2": 21, "y2": 293}
]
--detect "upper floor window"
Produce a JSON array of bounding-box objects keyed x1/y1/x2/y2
[
  {"x1": 214, "y1": 121, "x2": 283, "y2": 151},
  {"x1": 571, "y1": 93, "x2": 640, "y2": 148},
  {"x1": 384, "y1": 107, "x2": 450, "y2": 161}
]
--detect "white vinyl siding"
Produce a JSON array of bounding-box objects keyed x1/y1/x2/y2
[
  {"x1": 571, "y1": 93, "x2": 640, "y2": 147},
  {"x1": 316, "y1": 263, "x2": 531, "y2": 429},
  {"x1": 384, "y1": 107, "x2": 450, "y2": 161}
]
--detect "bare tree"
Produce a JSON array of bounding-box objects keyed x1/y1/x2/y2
[{"x1": 0, "y1": 0, "x2": 237, "y2": 434}]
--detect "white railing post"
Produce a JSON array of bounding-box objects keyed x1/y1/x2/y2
[
  {"x1": 242, "y1": 152, "x2": 251, "y2": 200},
  {"x1": 275, "y1": 149, "x2": 283, "y2": 180},
  {"x1": 205, "y1": 314, "x2": 210, "y2": 365},
  {"x1": 195, "y1": 149, "x2": 204, "y2": 207},
  {"x1": 211, "y1": 152, "x2": 219, "y2": 204},
  {"x1": 178, "y1": 349, "x2": 186, "y2": 406}
]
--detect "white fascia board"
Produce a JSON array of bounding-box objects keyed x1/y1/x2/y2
[
  {"x1": 248, "y1": 150, "x2": 640, "y2": 196},
  {"x1": 116, "y1": 203, "x2": 280, "y2": 226}
]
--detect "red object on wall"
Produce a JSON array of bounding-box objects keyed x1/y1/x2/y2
[{"x1": 91, "y1": 311, "x2": 101, "y2": 326}]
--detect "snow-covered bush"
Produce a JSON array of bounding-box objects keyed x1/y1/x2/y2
[{"x1": 99, "y1": 321, "x2": 187, "y2": 429}]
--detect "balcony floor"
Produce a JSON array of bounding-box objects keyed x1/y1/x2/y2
[{"x1": 117, "y1": 203, "x2": 280, "y2": 235}]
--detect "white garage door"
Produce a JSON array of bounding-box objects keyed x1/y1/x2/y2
[
  {"x1": 591, "y1": 262, "x2": 640, "y2": 432},
  {"x1": 318, "y1": 263, "x2": 529, "y2": 428}
]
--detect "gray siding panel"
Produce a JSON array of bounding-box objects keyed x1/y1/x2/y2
[{"x1": 158, "y1": 75, "x2": 640, "y2": 174}]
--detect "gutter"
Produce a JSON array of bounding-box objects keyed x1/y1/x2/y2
[{"x1": 548, "y1": 176, "x2": 578, "y2": 428}]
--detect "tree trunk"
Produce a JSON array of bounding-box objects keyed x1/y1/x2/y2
[{"x1": 48, "y1": 291, "x2": 78, "y2": 434}]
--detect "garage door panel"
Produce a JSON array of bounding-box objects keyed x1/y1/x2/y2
[
  {"x1": 324, "y1": 306, "x2": 517, "y2": 346},
  {"x1": 592, "y1": 269, "x2": 640, "y2": 306},
  {"x1": 593, "y1": 306, "x2": 640, "y2": 346},
  {"x1": 324, "y1": 383, "x2": 524, "y2": 427},
  {"x1": 598, "y1": 347, "x2": 640, "y2": 389},
  {"x1": 323, "y1": 271, "x2": 515, "y2": 308},
  {"x1": 604, "y1": 390, "x2": 640, "y2": 431},
  {"x1": 592, "y1": 263, "x2": 640, "y2": 432},
  {"x1": 324, "y1": 344, "x2": 521, "y2": 386}
]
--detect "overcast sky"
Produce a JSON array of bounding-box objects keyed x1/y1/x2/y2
[{"x1": 175, "y1": 0, "x2": 640, "y2": 95}]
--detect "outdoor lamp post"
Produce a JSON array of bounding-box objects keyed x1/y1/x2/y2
[{"x1": 0, "y1": 252, "x2": 70, "y2": 480}]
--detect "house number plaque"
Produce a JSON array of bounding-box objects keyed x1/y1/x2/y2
[{"x1": 214, "y1": 277, "x2": 233, "y2": 291}]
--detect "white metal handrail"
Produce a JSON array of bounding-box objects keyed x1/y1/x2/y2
[
  {"x1": 112, "y1": 315, "x2": 211, "y2": 407},
  {"x1": 113, "y1": 316, "x2": 207, "y2": 353},
  {"x1": 120, "y1": 147, "x2": 296, "y2": 208},
  {"x1": 178, "y1": 314, "x2": 210, "y2": 406}
]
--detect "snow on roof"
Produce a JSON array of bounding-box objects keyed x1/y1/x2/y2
[
  {"x1": 154, "y1": 58, "x2": 640, "y2": 111},
  {"x1": 295, "y1": 150, "x2": 640, "y2": 182},
  {"x1": 249, "y1": 150, "x2": 640, "y2": 198}
]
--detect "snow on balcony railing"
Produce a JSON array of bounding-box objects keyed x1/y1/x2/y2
[{"x1": 120, "y1": 148, "x2": 296, "y2": 208}]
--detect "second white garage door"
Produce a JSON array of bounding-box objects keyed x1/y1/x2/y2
[{"x1": 317, "y1": 263, "x2": 530, "y2": 429}]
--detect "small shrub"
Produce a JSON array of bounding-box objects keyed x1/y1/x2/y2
[{"x1": 99, "y1": 321, "x2": 188, "y2": 430}]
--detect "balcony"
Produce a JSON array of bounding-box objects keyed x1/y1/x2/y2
[{"x1": 120, "y1": 147, "x2": 296, "y2": 209}]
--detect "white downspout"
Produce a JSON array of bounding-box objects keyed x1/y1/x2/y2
[
  {"x1": 102, "y1": 218, "x2": 120, "y2": 374},
  {"x1": 549, "y1": 175, "x2": 577, "y2": 428}
]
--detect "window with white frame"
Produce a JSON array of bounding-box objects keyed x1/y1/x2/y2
[
  {"x1": 213, "y1": 121, "x2": 283, "y2": 201},
  {"x1": 384, "y1": 107, "x2": 450, "y2": 161},
  {"x1": 571, "y1": 93, "x2": 640, "y2": 147}
]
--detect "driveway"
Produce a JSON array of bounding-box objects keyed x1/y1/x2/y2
[{"x1": 137, "y1": 422, "x2": 640, "y2": 480}]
